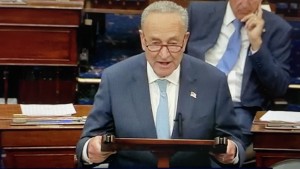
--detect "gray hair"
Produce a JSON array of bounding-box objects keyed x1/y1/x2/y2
[{"x1": 141, "y1": 1, "x2": 188, "y2": 31}]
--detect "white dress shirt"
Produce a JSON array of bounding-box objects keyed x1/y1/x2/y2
[
  {"x1": 205, "y1": 2, "x2": 250, "y2": 102},
  {"x1": 147, "y1": 62, "x2": 180, "y2": 134}
]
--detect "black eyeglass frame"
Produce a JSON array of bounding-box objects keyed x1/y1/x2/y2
[{"x1": 144, "y1": 38, "x2": 185, "y2": 53}]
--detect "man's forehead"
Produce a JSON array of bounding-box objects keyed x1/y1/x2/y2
[
  {"x1": 144, "y1": 12, "x2": 181, "y2": 22},
  {"x1": 143, "y1": 13, "x2": 183, "y2": 29}
]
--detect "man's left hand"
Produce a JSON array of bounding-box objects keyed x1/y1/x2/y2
[{"x1": 210, "y1": 139, "x2": 237, "y2": 164}]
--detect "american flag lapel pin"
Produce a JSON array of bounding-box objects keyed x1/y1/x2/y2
[{"x1": 190, "y1": 91, "x2": 197, "y2": 98}]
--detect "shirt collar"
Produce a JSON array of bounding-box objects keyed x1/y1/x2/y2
[
  {"x1": 147, "y1": 61, "x2": 180, "y2": 85},
  {"x1": 224, "y1": 2, "x2": 237, "y2": 26}
]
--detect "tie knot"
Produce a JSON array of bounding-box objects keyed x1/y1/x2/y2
[
  {"x1": 157, "y1": 79, "x2": 168, "y2": 92},
  {"x1": 233, "y1": 19, "x2": 242, "y2": 30}
]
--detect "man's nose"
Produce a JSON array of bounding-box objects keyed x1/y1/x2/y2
[{"x1": 159, "y1": 46, "x2": 170, "y2": 58}]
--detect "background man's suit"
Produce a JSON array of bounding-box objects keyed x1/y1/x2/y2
[
  {"x1": 76, "y1": 53, "x2": 245, "y2": 168},
  {"x1": 187, "y1": 1, "x2": 292, "y2": 110}
]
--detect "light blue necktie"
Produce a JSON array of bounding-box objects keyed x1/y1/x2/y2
[
  {"x1": 216, "y1": 19, "x2": 242, "y2": 75},
  {"x1": 156, "y1": 79, "x2": 170, "y2": 139}
]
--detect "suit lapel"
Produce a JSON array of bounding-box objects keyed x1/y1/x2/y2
[
  {"x1": 172, "y1": 56, "x2": 197, "y2": 138},
  {"x1": 130, "y1": 55, "x2": 157, "y2": 138},
  {"x1": 202, "y1": 2, "x2": 227, "y2": 53},
  {"x1": 241, "y1": 47, "x2": 252, "y2": 96},
  {"x1": 241, "y1": 12, "x2": 268, "y2": 96}
]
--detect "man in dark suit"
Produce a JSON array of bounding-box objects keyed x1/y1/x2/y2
[
  {"x1": 76, "y1": 1, "x2": 245, "y2": 168},
  {"x1": 187, "y1": 0, "x2": 292, "y2": 149}
]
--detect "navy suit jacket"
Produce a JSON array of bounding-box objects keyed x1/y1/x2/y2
[
  {"x1": 187, "y1": 1, "x2": 292, "y2": 109},
  {"x1": 76, "y1": 53, "x2": 245, "y2": 168}
]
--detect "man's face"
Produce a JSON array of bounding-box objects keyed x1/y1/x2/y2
[
  {"x1": 230, "y1": 0, "x2": 262, "y2": 20},
  {"x1": 139, "y1": 12, "x2": 189, "y2": 78}
]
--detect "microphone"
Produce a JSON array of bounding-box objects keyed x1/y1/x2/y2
[{"x1": 174, "y1": 112, "x2": 183, "y2": 138}]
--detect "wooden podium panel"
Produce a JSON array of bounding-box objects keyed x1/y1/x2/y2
[
  {"x1": 0, "y1": 26, "x2": 77, "y2": 65},
  {"x1": 0, "y1": 0, "x2": 84, "y2": 66},
  {"x1": 0, "y1": 104, "x2": 92, "y2": 169},
  {"x1": 17, "y1": 67, "x2": 78, "y2": 104},
  {"x1": 101, "y1": 135, "x2": 227, "y2": 168}
]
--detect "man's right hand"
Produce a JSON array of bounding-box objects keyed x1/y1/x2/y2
[{"x1": 87, "y1": 135, "x2": 116, "y2": 163}]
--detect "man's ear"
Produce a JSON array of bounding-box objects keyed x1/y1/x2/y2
[
  {"x1": 139, "y1": 30, "x2": 146, "y2": 51},
  {"x1": 185, "y1": 32, "x2": 190, "y2": 41},
  {"x1": 182, "y1": 32, "x2": 190, "y2": 50}
]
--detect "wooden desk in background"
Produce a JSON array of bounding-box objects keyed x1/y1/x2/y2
[
  {"x1": 0, "y1": 0, "x2": 84, "y2": 104},
  {"x1": 0, "y1": 0, "x2": 84, "y2": 66},
  {"x1": 252, "y1": 111, "x2": 300, "y2": 168},
  {"x1": 0, "y1": 104, "x2": 92, "y2": 168}
]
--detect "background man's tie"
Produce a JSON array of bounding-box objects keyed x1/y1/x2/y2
[
  {"x1": 216, "y1": 19, "x2": 242, "y2": 75},
  {"x1": 156, "y1": 79, "x2": 170, "y2": 139}
]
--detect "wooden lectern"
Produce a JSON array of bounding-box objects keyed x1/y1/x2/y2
[{"x1": 101, "y1": 134, "x2": 227, "y2": 168}]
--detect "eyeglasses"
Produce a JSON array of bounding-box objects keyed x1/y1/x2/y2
[{"x1": 145, "y1": 39, "x2": 184, "y2": 53}]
